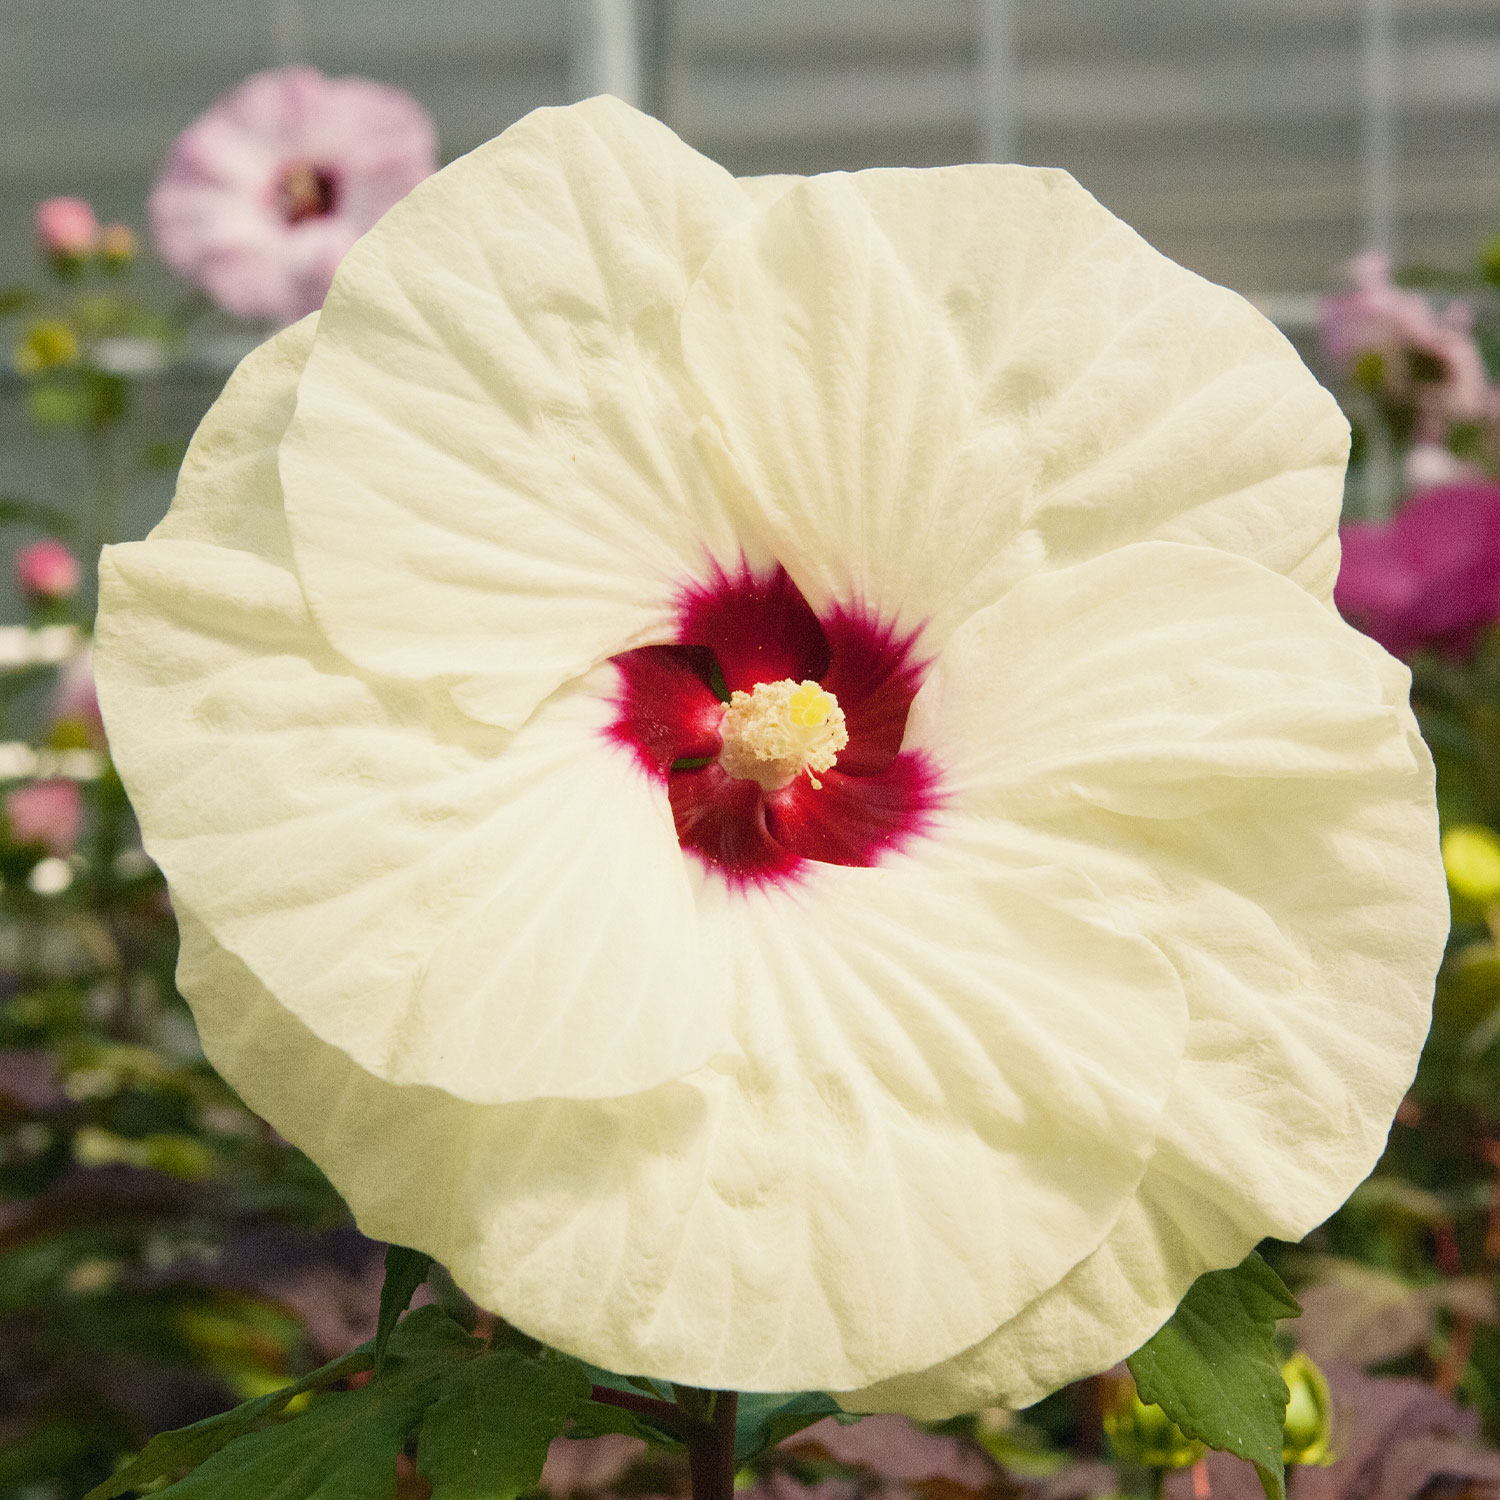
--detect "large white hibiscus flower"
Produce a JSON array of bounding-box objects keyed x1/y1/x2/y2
[{"x1": 95, "y1": 97, "x2": 1446, "y2": 1410}]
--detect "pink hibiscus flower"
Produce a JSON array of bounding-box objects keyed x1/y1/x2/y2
[
  {"x1": 34, "y1": 197, "x2": 99, "y2": 259},
  {"x1": 1336, "y1": 481, "x2": 1500, "y2": 658},
  {"x1": 5, "y1": 779, "x2": 83, "y2": 858},
  {"x1": 150, "y1": 67, "x2": 437, "y2": 325},
  {"x1": 15, "y1": 540, "x2": 81, "y2": 604},
  {"x1": 1321, "y1": 252, "x2": 1489, "y2": 432}
]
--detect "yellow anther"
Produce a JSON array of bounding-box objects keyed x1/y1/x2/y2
[
  {"x1": 788, "y1": 683, "x2": 833, "y2": 729},
  {"x1": 718, "y1": 678, "x2": 848, "y2": 792}
]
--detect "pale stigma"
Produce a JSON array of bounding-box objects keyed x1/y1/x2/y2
[{"x1": 718, "y1": 679, "x2": 849, "y2": 791}]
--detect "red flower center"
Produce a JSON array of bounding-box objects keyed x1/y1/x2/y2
[
  {"x1": 276, "y1": 161, "x2": 339, "y2": 224},
  {"x1": 607, "y1": 563, "x2": 942, "y2": 885}
]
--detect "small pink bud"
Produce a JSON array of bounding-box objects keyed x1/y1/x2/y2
[
  {"x1": 6, "y1": 778, "x2": 83, "y2": 858},
  {"x1": 15, "y1": 540, "x2": 82, "y2": 604},
  {"x1": 34, "y1": 197, "x2": 99, "y2": 258},
  {"x1": 98, "y1": 223, "x2": 137, "y2": 267}
]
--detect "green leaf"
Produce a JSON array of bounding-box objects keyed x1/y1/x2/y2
[
  {"x1": 417, "y1": 1345, "x2": 590, "y2": 1499},
  {"x1": 0, "y1": 495, "x2": 75, "y2": 537},
  {"x1": 0, "y1": 286, "x2": 33, "y2": 316},
  {"x1": 1127, "y1": 1252, "x2": 1301, "y2": 1500},
  {"x1": 155, "y1": 1307, "x2": 480, "y2": 1499},
  {"x1": 376, "y1": 1243, "x2": 434, "y2": 1376},
  {"x1": 733, "y1": 1391, "x2": 843, "y2": 1463},
  {"x1": 82, "y1": 368, "x2": 129, "y2": 427},
  {"x1": 88, "y1": 1307, "x2": 478, "y2": 1499},
  {"x1": 26, "y1": 381, "x2": 87, "y2": 429},
  {"x1": 140, "y1": 438, "x2": 190, "y2": 471},
  {"x1": 84, "y1": 1347, "x2": 373, "y2": 1499},
  {"x1": 565, "y1": 1397, "x2": 660, "y2": 1443}
]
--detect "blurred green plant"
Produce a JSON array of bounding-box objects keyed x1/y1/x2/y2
[{"x1": 0, "y1": 207, "x2": 370, "y2": 1500}]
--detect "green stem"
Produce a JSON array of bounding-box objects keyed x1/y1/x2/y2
[{"x1": 83, "y1": 421, "x2": 121, "y2": 562}]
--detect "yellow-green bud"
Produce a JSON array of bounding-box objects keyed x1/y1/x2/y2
[
  {"x1": 98, "y1": 223, "x2": 136, "y2": 269},
  {"x1": 1437, "y1": 942, "x2": 1500, "y2": 1032},
  {"x1": 1281, "y1": 1352, "x2": 1335, "y2": 1466},
  {"x1": 1481, "y1": 233, "x2": 1500, "y2": 290},
  {"x1": 1102, "y1": 1379, "x2": 1205, "y2": 1468},
  {"x1": 1352, "y1": 350, "x2": 1386, "y2": 393},
  {"x1": 1443, "y1": 825, "x2": 1500, "y2": 907},
  {"x1": 14, "y1": 319, "x2": 79, "y2": 374}
]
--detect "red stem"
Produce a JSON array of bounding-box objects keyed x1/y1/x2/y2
[
  {"x1": 685, "y1": 1390, "x2": 739, "y2": 1500},
  {"x1": 588, "y1": 1384, "x2": 690, "y2": 1434}
]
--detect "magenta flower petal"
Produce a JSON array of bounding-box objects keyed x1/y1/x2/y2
[
  {"x1": 1336, "y1": 481, "x2": 1500, "y2": 657},
  {"x1": 150, "y1": 66, "x2": 437, "y2": 325}
]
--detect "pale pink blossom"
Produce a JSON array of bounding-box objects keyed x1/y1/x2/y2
[
  {"x1": 15, "y1": 540, "x2": 81, "y2": 603},
  {"x1": 34, "y1": 197, "x2": 98, "y2": 258},
  {"x1": 1321, "y1": 251, "x2": 1490, "y2": 429},
  {"x1": 6, "y1": 779, "x2": 83, "y2": 857},
  {"x1": 150, "y1": 67, "x2": 438, "y2": 325}
]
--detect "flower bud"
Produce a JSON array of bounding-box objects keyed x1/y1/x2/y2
[
  {"x1": 5, "y1": 777, "x2": 83, "y2": 858},
  {"x1": 34, "y1": 196, "x2": 99, "y2": 261},
  {"x1": 98, "y1": 223, "x2": 137, "y2": 269},
  {"x1": 15, "y1": 539, "x2": 82, "y2": 605},
  {"x1": 14, "y1": 319, "x2": 80, "y2": 374},
  {"x1": 1102, "y1": 1378, "x2": 1205, "y2": 1468},
  {"x1": 1440, "y1": 942, "x2": 1500, "y2": 1031},
  {"x1": 1280, "y1": 1352, "x2": 1334, "y2": 1465},
  {"x1": 1443, "y1": 825, "x2": 1500, "y2": 907},
  {"x1": 49, "y1": 645, "x2": 105, "y2": 751},
  {"x1": 1481, "y1": 233, "x2": 1500, "y2": 290}
]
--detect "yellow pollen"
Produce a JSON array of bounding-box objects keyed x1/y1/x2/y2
[{"x1": 717, "y1": 678, "x2": 849, "y2": 792}]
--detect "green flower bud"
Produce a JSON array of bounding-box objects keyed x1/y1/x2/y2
[
  {"x1": 1443, "y1": 825, "x2": 1500, "y2": 907},
  {"x1": 1437, "y1": 942, "x2": 1500, "y2": 1032},
  {"x1": 14, "y1": 319, "x2": 79, "y2": 374},
  {"x1": 1352, "y1": 349, "x2": 1386, "y2": 392},
  {"x1": 1102, "y1": 1379, "x2": 1205, "y2": 1468},
  {"x1": 1281, "y1": 1352, "x2": 1334, "y2": 1466},
  {"x1": 1480, "y1": 233, "x2": 1500, "y2": 289},
  {"x1": 98, "y1": 223, "x2": 137, "y2": 270}
]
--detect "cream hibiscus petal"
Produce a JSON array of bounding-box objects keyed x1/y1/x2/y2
[
  {"x1": 170, "y1": 840, "x2": 1186, "y2": 1391},
  {"x1": 680, "y1": 167, "x2": 1348, "y2": 648},
  {"x1": 96, "y1": 320, "x2": 724, "y2": 1104},
  {"x1": 278, "y1": 95, "x2": 768, "y2": 731},
  {"x1": 841, "y1": 542, "x2": 1446, "y2": 1415}
]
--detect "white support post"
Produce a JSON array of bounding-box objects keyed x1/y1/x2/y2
[
  {"x1": 570, "y1": 0, "x2": 643, "y2": 107},
  {"x1": 1362, "y1": 0, "x2": 1397, "y2": 256},
  {"x1": 976, "y1": 0, "x2": 1017, "y2": 163}
]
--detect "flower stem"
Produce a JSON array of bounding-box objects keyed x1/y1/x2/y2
[
  {"x1": 588, "y1": 1384, "x2": 691, "y2": 1435},
  {"x1": 681, "y1": 1388, "x2": 738, "y2": 1500},
  {"x1": 83, "y1": 422, "x2": 121, "y2": 562}
]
